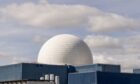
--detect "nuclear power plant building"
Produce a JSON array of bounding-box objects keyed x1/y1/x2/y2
[
  {"x1": 0, "y1": 63, "x2": 140, "y2": 84},
  {"x1": 1, "y1": 34, "x2": 140, "y2": 84}
]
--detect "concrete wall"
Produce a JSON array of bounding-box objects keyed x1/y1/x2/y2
[{"x1": 27, "y1": 81, "x2": 54, "y2": 84}]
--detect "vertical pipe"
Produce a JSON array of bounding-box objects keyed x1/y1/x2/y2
[
  {"x1": 50, "y1": 74, "x2": 55, "y2": 81},
  {"x1": 45, "y1": 74, "x2": 50, "y2": 81},
  {"x1": 55, "y1": 76, "x2": 60, "y2": 84}
]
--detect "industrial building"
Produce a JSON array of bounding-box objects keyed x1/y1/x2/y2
[
  {"x1": 0, "y1": 63, "x2": 67, "y2": 84},
  {"x1": 1, "y1": 34, "x2": 140, "y2": 84},
  {"x1": 0, "y1": 63, "x2": 140, "y2": 84}
]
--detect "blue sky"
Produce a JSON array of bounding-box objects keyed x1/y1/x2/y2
[{"x1": 0, "y1": 0, "x2": 140, "y2": 72}]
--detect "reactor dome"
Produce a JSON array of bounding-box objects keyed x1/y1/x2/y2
[{"x1": 37, "y1": 34, "x2": 93, "y2": 65}]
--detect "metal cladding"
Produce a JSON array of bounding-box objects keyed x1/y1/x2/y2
[
  {"x1": 68, "y1": 72, "x2": 97, "y2": 84},
  {"x1": 0, "y1": 63, "x2": 67, "y2": 84},
  {"x1": 1, "y1": 63, "x2": 140, "y2": 84},
  {"x1": 97, "y1": 72, "x2": 140, "y2": 84},
  {"x1": 38, "y1": 34, "x2": 93, "y2": 66},
  {"x1": 68, "y1": 71, "x2": 140, "y2": 84},
  {"x1": 75, "y1": 64, "x2": 121, "y2": 73}
]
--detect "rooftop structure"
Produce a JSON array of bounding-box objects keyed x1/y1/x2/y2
[
  {"x1": 0, "y1": 34, "x2": 140, "y2": 84},
  {"x1": 38, "y1": 34, "x2": 93, "y2": 65},
  {"x1": 74, "y1": 64, "x2": 120, "y2": 73}
]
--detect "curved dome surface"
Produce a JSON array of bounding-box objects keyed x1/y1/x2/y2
[{"x1": 37, "y1": 34, "x2": 93, "y2": 65}]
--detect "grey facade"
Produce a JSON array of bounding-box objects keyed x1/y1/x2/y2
[{"x1": 0, "y1": 80, "x2": 55, "y2": 84}]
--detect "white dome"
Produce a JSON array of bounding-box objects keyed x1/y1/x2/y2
[{"x1": 37, "y1": 34, "x2": 93, "y2": 65}]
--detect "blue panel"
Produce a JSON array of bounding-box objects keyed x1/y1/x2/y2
[
  {"x1": 74, "y1": 64, "x2": 120, "y2": 73},
  {"x1": 22, "y1": 63, "x2": 68, "y2": 84},
  {"x1": 0, "y1": 63, "x2": 68, "y2": 84},
  {"x1": 101, "y1": 64, "x2": 120, "y2": 73},
  {"x1": 68, "y1": 71, "x2": 140, "y2": 84},
  {"x1": 68, "y1": 72, "x2": 97, "y2": 84},
  {"x1": 97, "y1": 72, "x2": 140, "y2": 84},
  {"x1": 75, "y1": 64, "x2": 102, "y2": 73},
  {"x1": 0, "y1": 64, "x2": 22, "y2": 81}
]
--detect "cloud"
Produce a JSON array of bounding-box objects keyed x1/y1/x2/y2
[
  {"x1": 93, "y1": 54, "x2": 140, "y2": 72},
  {"x1": 0, "y1": 3, "x2": 94, "y2": 28},
  {"x1": 39, "y1": 0, "x2": 48, "y2": 4},
  {"x1": 89, "y1": 14, "x2": 140, "y2": 32},
  {"x1": 0, "y1": 0, "x2": 140, "y2": 72},
  {"x1": 0, "y1": 42, "x2": 37, "y2": 66},
  {"x1": 84, "y1": 35, "x2": 140, "y2": 72},
  {"x1": 0, "y1": 1, "x2": 139, "y2": 32},
  {"x1": 0, "y1": 52, "x2": 34, "y2": 65},
  {"x1": 84, "y1": 35, "x2": 121, "y2": 49}
]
